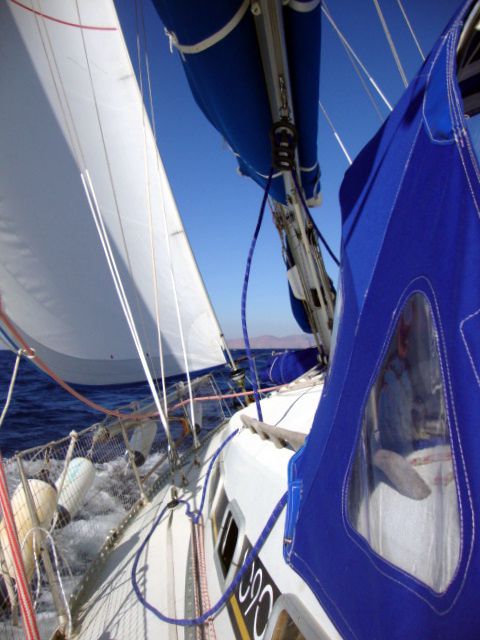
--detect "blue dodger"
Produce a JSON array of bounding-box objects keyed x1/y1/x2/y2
[{"x1": 287, "y1": 2, "x2": 480, "y2": 638}]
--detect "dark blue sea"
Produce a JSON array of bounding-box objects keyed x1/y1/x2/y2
[{"x1": 0, "y1": 349, "x2": 268, "y2": 457}]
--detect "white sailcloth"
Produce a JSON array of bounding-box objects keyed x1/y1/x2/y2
[{"x1": 0, "y1": 0, "x2": 226, "y2": 384}]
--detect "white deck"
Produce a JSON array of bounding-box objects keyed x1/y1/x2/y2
[{"x1": 71, "y1": 374, "x2": 340, "y2": 640}]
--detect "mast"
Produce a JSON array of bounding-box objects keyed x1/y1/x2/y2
[{"x1": 252, "y1": 0, "x2": 335, "y2": 361}]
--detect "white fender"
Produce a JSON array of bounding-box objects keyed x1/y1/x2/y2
[
  {"x1": 0, "y1": 478, "x2": 57, "y2": 583},
  {"x1": 127, "y1": 420, "x2": 157, "y2": 467},
  {"x1": 55, "y1": 457, "x2": 95, "y2": 528}
]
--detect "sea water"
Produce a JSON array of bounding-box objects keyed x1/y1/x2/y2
[
  {"x1": 0, "y1": 347, "x2": 272, "y2": 637},
  {"x1": 0, "y1": 349, "x2": 262, "y2": 456}
]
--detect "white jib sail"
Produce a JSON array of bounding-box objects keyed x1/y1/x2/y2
[{"x1": 0, "y1": 0, "x2": 226, "y2": 384}]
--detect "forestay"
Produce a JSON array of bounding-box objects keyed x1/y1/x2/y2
[
  {"x1": 285, "y1": 1, "x2": 480, "y2": 638},
  {"x1": 0, "y1": 0, "x2": 226, "y2": 385}
]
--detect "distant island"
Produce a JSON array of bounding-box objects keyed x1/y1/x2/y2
[{"x1": 227, "y1": 334, "x2": 315, "y2": 350}]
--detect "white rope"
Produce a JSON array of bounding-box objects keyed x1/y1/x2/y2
[
  {"x1": 134, "y1": 0, "x2": 169, "y2": 419},
  {"x1": 164, "y1": 0, "x2": 249, "y2": 56},
  {"x1": 73, "y1": 0, "x2": 164, "y2": 400},
  {"x1": 372, "y1": 0, "x2": 408, "y2": 88},
  {"x1": 0, "y1": 350, "x2": 23, "y2": 430},
  {"x1": 137, "y1": 3, "x2": 202, "y2": 447},
  {"x1": 396, "y1": 0, "x2": 425, "y2": 61},
  {"x1": 32, "y1": 0, "x2": 163, "y2": 406},
  {"x1": 343, "y1": 44, "x2": 385, "y2": 123},
  {"x1": 22, "y1": 527, "x2": 73, "y2": 638},
  {"x1": 318, "y1": 101, "x2": 352, "y2": 165},
  {"x1": 322, "y1": 4, "x2": 393, "y2": 111},
  {"x1": 0, "y1": 542, "x2": 18, "y2": 624},
  {"x1": 80, "y1": 170, "x2": 174, "y2": 450},
  {"x1": 287, "y1": 0, "x2": 321, "y2": 12}
]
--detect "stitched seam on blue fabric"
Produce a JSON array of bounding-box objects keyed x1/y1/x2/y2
[
  {"x1": 340, "y1": 278, "x2": 472, "y2": 613},
  {"x1": 460, "y1": 309, "x2": 480, "y2": 388},
  {"x1": 456, "y1": 128, "x2": 480, "y2": 219},
  {"x1": 353, "y1": 121, "x2": 422, "y2": 340},
  {"x1": 422, "y1": 32, "x2": 454, "y2": 144},
  {"x1": 445, "y1": 21, "x2": 480, "y2": 194},
  {"x1": 452, "y1": 26, "x2": 480, "y2": 213},
  {"x1": 425, "y1": 280, "x2": 469, "y2": 597},
  {"x1": 447, "y1": 28, "x2": 464, "y2": 134},
  {"x1": 291, "y1": 551, "x2": 360, "y2": 640},
  {"x1": 429, "y1": 277, "x2": 475, "y2": 607},
  {"x1": 299, "y1": 123, "x2": 423, "y2": 516}
]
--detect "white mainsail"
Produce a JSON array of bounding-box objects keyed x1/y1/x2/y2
[{"x1": 0, "y1": 0, "x2": 226, "y2": 384}]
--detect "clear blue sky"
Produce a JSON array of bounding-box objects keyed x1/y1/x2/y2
[{"x1": 116, "y1": 0, "x2": 460, "y2": 340}]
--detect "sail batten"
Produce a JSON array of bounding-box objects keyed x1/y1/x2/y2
[{"x1": 0, "y1": 0, "x2": 226, "y2": 385}]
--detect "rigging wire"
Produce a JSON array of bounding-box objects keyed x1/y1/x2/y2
[
  {"x1": 321, "y1": 3, "x2": 393, "y2": 112},
  {"x1": 343, "y1": 45, "x2": 385, "y2": 123},
  {"x1": 318, "y1": 101, "x2": 352, "y2": 165},
  {"x1": 134, "y1": 0, "x2": 224, "y2": 446},
  {"x1": 372, "y1": 0, "x2": 409, "y2": 88},
  {"x1": 31, "y1": 0, "x2": 164, "y2": 403},
  {"x1": 73, "y1": 0, "x2": 166, "y2": 401},
  {"x1": 80, "y1": 170, "x2": 175, "y2": 452},
  {"x1": 396, "y1": 0, "x2": 425, "y2": 61},
  {"x1": 134, "y1": 0, "x2": 169, "y2": 419}
]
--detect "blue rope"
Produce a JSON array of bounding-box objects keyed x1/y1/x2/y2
[
  {"x1": 291, "y1": 169, "x2": 340, "y2": 267},
  {"x1": 131, "y1": 489, "x2": 287, "y2": 627},
  {"x1": 241, "y1": 169, "x2": 274, "y2": 422},
  {"x1": 192, "y1": 428, "x2": 239, "y2": 525}
]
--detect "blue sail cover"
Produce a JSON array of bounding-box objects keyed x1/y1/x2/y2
[
  {"x1": 285, "y1": 2, "x2": 480, "y2": 638},
  {"x1": 151, "y1": 0, "x2": 321, "y2": 205}
]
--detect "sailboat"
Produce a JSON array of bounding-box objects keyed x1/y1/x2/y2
[{"x1": 0, "y1": 0, "x2": 479, "y2": 638}]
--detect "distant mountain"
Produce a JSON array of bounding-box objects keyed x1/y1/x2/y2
[{"x1": 227, "y1": 334, "x2": 315, "y2": 350}]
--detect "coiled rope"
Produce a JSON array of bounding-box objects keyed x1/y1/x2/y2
[{"x1": 131, "y1": 488, "x2": 287, "y2": 626}]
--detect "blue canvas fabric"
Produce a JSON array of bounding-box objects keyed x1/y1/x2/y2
[
  {"x1": 285, "y1": 2, "x2": 480, "y2": 638},
  {"x1": 287, "y1": 283, "x2": 313, "y2": 334},
  {"x1": 151, "y1": 0, "x2": 321, "y2": 204},
  {"x1": 258, "y1": 347, "x2": 319, "y2": 386}
]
